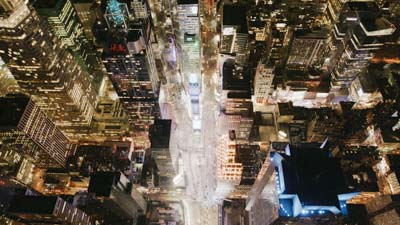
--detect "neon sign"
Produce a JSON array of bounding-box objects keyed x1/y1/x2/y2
[{"x1": 109, "y1": 43, "x2": 126, "y2": 53}]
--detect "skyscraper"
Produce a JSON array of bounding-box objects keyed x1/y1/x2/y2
[
  {"x1": 253, "y1": 62, "x2": 274, "y2": 106},
  {"x1": 330, "y1": 1, "x2": 396, "y2": 90},
  {"x1": 33, "y1": 0, "x2": 105, "y2": 90},
  {"x1": 33, "y1": 0, "x2": 85, "y2": 51},
  {"x1": 0, "y1": 94, "x2": 70, "y2": 167},
  {"x1": 220, "y1": 4, "x2": 249, "y2": 67},
  {"x1": 94, "y1": 0, "x2": 159, "y2": 137},
  {"x1": 0, "y1": 0, "x2": 97, "y2": 139}
]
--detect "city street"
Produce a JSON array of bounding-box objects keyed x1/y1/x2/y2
[{"x1": 150, "y1": 0, "x2": 220, "y2": 224}]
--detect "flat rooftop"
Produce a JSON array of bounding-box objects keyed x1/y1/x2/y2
[
  {"x1": 33, "y1": 0, "x2": 66, "y2": 16},
  {"x1": 177, "y1": 0, "x2": 198, "y2": 5},
  {"x1": 8, "y1": 196, "x2": 58, "y2": 214},
  {"x1": 222, "y1": 58, "x2": 250, "y2": 91},
  {"x1": 347, "y1": 1, "x2": 379, "y2": 12},
  {"x1": 223, "y1": 4, "x2": 248, "y2": 33},
  {"x1": 360, "y1": 16, "x2": 396, "y2": 35},
  {"x1": 0, "y1": 93, "x2": 29, "y2": 129},
  {"x1": 279, "y1": 143, "x2": 349, "y2": 207},
  {"x1": 149, "y1": 119, "x2": 172, "y2": 148},
  {"x1": 88, "y1": 172, "x2": 117, "y2": 197}
]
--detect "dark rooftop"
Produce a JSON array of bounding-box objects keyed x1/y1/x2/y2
[
  {"x1": 177, "y1": 0, "x2": 198, "y2": 4},
  {"x1": 235, "y1": 144, "x2": 260, "y2": 185},
  {"x1": 278, "y1": 102, "x2": 294, "y2": 116},
  {"x1": 249, "y1": 20, "x2": 265, "y2": 29},
  {"x1": 347, "y1": 1, "x2": 379, "y2": 12},
  {"x1": 359, "y1": 71, "x2": 377, "y2": 93},
  {"x1": 76, "y1": 145, "x2": 112, "y2": 158},
  {"x1": 271, "y1": 216, "x2": 345, "y2": 225},
  {"x1": 149, "y1": 119, "x2": 172, "y2": 148},
  {"x1": 127, "y1": 29, "x2": 142, "y2": 42},
  {"x1": 339, "y1": 101, "x2": 356, "y2": 115},
  {"x1": 278, "y1": 143, "x2": 349, "y2": 207},
  {"x1": 222, "y1": 58, "x2": 250, "y2": 91},
  {"x1": 360, "y1": 16, "x2": 395, "y2": 33},
  {"x1": 8, "y1": 196, "x2": 58, "y2": 214},
  {"x1": 0, "y1": 93, "x2": 29, "y2": 129},
  {"x1": 88, "y1": 172, "x2": 118, "y2": 197},
  {"x1": 223, "y1": 4, "x2": 248, "y2": 33},
  {"x1": 33, "y1": 0, "x2": 67, "y2": 16},
  {"x1": 227, "y1": 92, "x2": 251, "y2": 99},
  {"x1": 33, "y1": 0, "x2": 65, "y2": 8}
]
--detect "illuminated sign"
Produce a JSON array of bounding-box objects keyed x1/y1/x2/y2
[
  {"x1": 189, "y1": 6, "x2": 198, "y2": 15},
  {"x1": 223, "y1": 27, "x2": 234, "y2": 35},
  {"x1": 109, "y1": 43, "x2": 126, "y2": 53},
  {"x1": 184, "y1": 33, "x2": 196, "y2": 43}
]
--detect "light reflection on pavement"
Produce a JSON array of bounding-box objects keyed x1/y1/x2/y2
[{"x1": 151, "y1": 0, "x2": 220, "y2": 224}]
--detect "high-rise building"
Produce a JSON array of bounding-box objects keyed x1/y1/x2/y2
[
  {"x1": 0, "y1": 94, "x2": 70, "y2": 167},
  {"x1": 271, "y1": 143, "x2": 358, "y2": 217},
  {"x1": 330, "y1": 1, "x2": 396, "y2": 90},
  {"x1": 216, "y1": 129, "x2": 277, "y2": 213},
  {"x1": 149, "y1": 119, "x2": 176, "y2": 189},
  {"x1": 220, "y1": 57, "x2": 252, "y2": 116},
  {"x1": 326, "y1": 0, "x2": 347, "y2": 27},
  {"x1": 130, "y1": 0, "x2": 150, "y2": 19},
  {"x1": 286, "y1": 36, "x2": 327, "y2": 72},
  {"x1": 33, "y1": 0, "x2": 106, "y2": 93},
  {"x1": 253, "y1": 62, "x2": 274, "y2": 106},
  {"x1": 347, "y1": 192, "x2": 400, "y2": 224},
  {"x1": 72, "y1": 0, "x2": 100, "y2": 42},
  {"x1": 216, "y1": 133, "x2": 243, "y2": 185},
  {"x1": 94, "y1": 0, "x2": 159, "y2": 135},
  {"x1": 6, "y1": 195, "x2": 92, "y2": 225},
  {"x1": 176, "y1": 0, "x2": 200, "y2": 36},
  {"x1": 0, "y1": 0, "x2": 97, "y2": 139},
  {"x1": 219, "y1": 55, "x2": 254, "y2": 141},
  {"x1": 88, "y1": 172, "x2": 145, "y2": 222},
  {"x1": 33, "y1": 0, "x2": 85, "y2": 51},
  {"x1": 220, "y1": 4, "x2": 249, "y2": 67}
]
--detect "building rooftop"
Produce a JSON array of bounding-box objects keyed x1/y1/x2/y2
[
  {"x1": 286, "y1": 37, "x2": 326, "y2": 69},
  {"x1": 386, "y1": 154, "x2": 400, "y2": 183},
  {"x1": 360, "y1": 16, "x2": 396, "y2": 36},
  {"x1": 177, "y1": 0, "x2": 198, "y2": 5},
  {"x1": 378, "y1": 117, "x2": 400, "y2": 143},
  {"x1": 347, "y1": 1, "x2": 379, "y2": 12},
  {"x1": 358, "y1": 71, "x2": 377, "y2": 93},
  {"x1": 0, "y1": 93, "x2": 29, "y2": 130},
  {"x1": 275, "y1": 143, "x2": 349, "y2": 207},
  {"x1": 8, "y1": 196, "x2": 58, "y2": 214},
  {"x1": 88, "y1": 172, "x2": 118, "y2": 197},
  {"x1": 127, "y1": 29, "x2": 142, "y2": 42},
  {"x1": 222, "y1": 4, "x2": 248, "y2": 33},
  {"x1": 271, "y1": 215, "x2": 345, "y2": 225},
  {"x1": 235, "y1": 144, "x2": 260, "y2": 185},
  {"x1": 33, "y1": 0, "x2": 67, "y2": 16},
  {"x1": 222, "y1": 58, "x2": 250, "y2": 91},
  {"x1": 149, "y1": 119, "x2": 172, "y2": 148}
]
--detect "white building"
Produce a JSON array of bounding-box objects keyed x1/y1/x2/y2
[
  {"x1": 253, "y1": 62, "x2": 274, "y2": 106},
  {"x1": 216, "y1": 134, "x2": 243, "y2": 184}
]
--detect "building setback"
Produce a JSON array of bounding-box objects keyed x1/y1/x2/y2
[
  {"x1": 0, "y1": 0, "x2": 97, "y2": 139},
  {"x1": 94, "y1": 0, "x2": 159, "y2": 134},
  {"x1": 7, "y1": 195, "x2": 92, "y2": 225},
  {"x1": 0, "y1": 94, "x2": 70, "y2": 167}
]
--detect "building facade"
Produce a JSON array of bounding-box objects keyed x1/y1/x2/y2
[
  {"x1": 0, "y1": 0, "x2": 97, "y2": 139},
  {"x1": 95, "y1": 0, "x2": 160, "y2": 137},
  {"x1": 0, "y1": 94, "x2": 70, "y2": 167}
]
